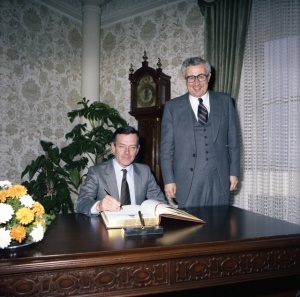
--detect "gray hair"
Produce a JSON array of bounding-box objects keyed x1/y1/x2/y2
[{"x1": 181, "y1": 57, "x2": 211, "y2": 77}]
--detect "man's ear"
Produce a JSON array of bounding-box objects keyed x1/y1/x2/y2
[
  {"x1": 136, "y1": 145, "x2": 140, "y2": 154},
  {"x1": 207, "y1": 73, "x2": 212, "y2": 82},
  {"x1": 111, "y1": 142, "x2": 116, "y2": 154}
]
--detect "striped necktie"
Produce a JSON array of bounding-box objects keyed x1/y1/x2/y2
[
  {"x1": 198, "y1": 98, "x2": 208, "y2": 125},
  {"x1": 120, "y1": 169, "x2": 130, "y2": 206}
]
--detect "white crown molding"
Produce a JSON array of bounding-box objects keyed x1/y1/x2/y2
[
  {"x1": 40, "y1": 0, "x2": 82, "y2": 22},
  {"x1": 39, "y1": 0, "x2": 187, "y2": 27},
  {"x1": 100, "y1": 0, "x2": 186, "y2": 28}
]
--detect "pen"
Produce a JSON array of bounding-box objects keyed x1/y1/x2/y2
[
  {"x1": 138, "y1": 210, "x2": 145, "y2": 228},
  {"x1": 104, "y1": 189, "x2": 122, "y2": 210}
]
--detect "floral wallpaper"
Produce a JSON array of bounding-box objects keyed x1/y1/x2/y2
[
  {"x1": 0, "y1": 0, "x2": 82, "y2": 183},
  {"x1": 0, "y1": 0, "x2": 204, "y2": 185}
]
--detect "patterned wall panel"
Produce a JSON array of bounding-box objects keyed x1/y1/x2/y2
[{"x1": 0, "y1": 0, "x2": 82, "y2": 183}]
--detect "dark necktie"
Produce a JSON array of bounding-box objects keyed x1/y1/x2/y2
[
  {"x1": 198, "y1": 98, "x2": 208, "y2": 125},
  {"x1": 120, "y1": 169, "x2": 130, "y2": 206}
]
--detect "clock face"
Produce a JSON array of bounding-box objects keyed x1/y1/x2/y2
[{"x1": 137, "y1": 75, "x2": 156, "y2": 108}]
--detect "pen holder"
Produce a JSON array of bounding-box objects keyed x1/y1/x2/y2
[{"x1": 122, "y1": 226, "x2": 164, "y2": 236}]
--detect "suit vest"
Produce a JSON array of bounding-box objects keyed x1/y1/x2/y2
[{"x1": 193, "y1": 115, "x2": 217, "y2": 172}]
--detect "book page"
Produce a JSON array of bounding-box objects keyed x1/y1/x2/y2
[
  {"x1": 155, "y1": 202, "x2": 205, "y2": 223},
  {"x1": 102, "y1": 211, "x2": 157, "y2": 229},
  {"x1": 140, "y1": 199, "x2": 162, "y2": 215},
  {"x1": 103, "y1": 204, "x2": 154, "y2": 223},
  {"x1": 101, "y1": 203, "x2": 158, "y2": 229},
  {"x1": 120, "y1": 204, "x2": 143, "y2": 214},
  {"x1": 142, "y1": 200, "x2": 205, "y2": 223}
]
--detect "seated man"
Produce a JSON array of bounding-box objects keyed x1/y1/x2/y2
[{"x1": 76, "y1": 126, "x2": 166, "y2": 216}]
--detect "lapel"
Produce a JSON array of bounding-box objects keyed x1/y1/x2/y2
[
  {"x1": 208, "y1": 91, "x2": 222, "y2": 143},
  {"x1": 132, "y1": 163, "x2": 142, "y2": 202},
  {"x1": 178, "y1": 93, "x2": 196, "y2": 149},
  {"x1": 104, "y1": 159, "x2": 119, "y2": 199}
]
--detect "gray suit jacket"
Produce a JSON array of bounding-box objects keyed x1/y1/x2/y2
[
  {"x1": 76, "y1": 159, "x2": 166, "y2": 216},
  {"x1": 160, "y1": 91, "x2": 240, "y2": 205}
]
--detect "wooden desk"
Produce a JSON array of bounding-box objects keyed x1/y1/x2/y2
[{"x1": 1, "y1": 206, "x2": 300, "y2": 296}]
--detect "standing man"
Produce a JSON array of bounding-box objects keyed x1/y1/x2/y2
[
  {"x1": 160, "y1": 56, "x2": 240, "y2": 208},
  {"x1": 76, "y1": 126, "x2": 166, "y2": 216}
]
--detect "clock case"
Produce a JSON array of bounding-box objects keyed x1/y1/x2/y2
[{"x1": 129, "y1": 55, "x2": 171, "y2": 188}]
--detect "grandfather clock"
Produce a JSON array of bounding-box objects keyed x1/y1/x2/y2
[{"x1": 129, "y1": 52, "x2": 171, "y2": 188}]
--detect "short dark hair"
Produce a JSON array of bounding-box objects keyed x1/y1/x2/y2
[{"x1": 112, "y1": 126, "x2": 140, "y2": 144}]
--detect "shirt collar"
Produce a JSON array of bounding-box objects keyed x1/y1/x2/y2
[
  {"x1": 113, "y1": 158, "x2": 134, "y2": 176},
  {"x1": 189, "y1": 91, "x2": 209, "y2": 103}
]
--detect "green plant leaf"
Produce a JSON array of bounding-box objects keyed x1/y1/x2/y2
[
  {"x1": 47, "y1": 146, "x2": 60, "y2": 165},
  {"x1": 65, "y1": 123, "x2": 87, "y2": 140},
  {"x1": 40, "y1": 140, "x2": 54, "y2": 151},
  {"x1": 22, "y1": 155, "x2": 46, "y2": 180},
  {"x1": 68, "y1": 167, "x2": 80, "y2": 188}
]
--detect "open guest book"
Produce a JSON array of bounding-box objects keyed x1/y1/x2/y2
[{"x1": 101, "y1": 199, "x2": 205, "y2": 229}]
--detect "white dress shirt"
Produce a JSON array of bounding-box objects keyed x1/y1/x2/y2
[{"x1": 189, "y1": 92, "x2": 210, "y2": 120}]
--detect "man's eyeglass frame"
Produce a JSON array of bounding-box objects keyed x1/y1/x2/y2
[{"x1": 185, "y1": 73, "x2": 209, "y2": 83}]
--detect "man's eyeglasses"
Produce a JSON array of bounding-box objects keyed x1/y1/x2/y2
[{"x1": 185, "y1": 74, "x2": 208, "y2": 83}]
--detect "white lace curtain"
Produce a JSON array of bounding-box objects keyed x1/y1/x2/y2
[{"x1": 234, "y1": 0, "x2": 300, "y2": 224}]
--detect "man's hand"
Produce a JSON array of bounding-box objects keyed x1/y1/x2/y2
[
  {"x1": 96, "y1": 195, "x2": 121, "y2": 212},
  {"x1": 229, "y1": 176, "x2": 238, "y2": 191},
  {"x1": 164, "y1": 183, "x2": 177, "y2": 198}
]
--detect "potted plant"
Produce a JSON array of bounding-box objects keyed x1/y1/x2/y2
[{"x1": 21, "y1": 98, "x2": 127, "y2": 214}]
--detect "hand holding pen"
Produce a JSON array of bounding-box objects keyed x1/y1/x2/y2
[{"x1": 104, "y1": 189, "x2": 122, "y2": 211}]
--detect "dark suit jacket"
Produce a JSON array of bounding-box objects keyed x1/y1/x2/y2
[
  {"x1": 160, "y1": 91, "x2": 240, "y2": 205},
  {"x1": 76, "y1": 159, "x2": 166, "y2": 216}
]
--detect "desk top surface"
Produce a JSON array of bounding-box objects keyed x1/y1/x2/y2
[{"x1": 1, "y1": 206, "x2": 300, "y2": 261}]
